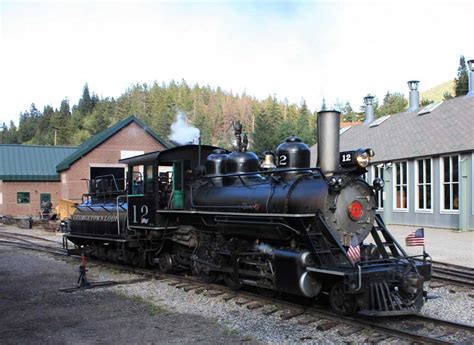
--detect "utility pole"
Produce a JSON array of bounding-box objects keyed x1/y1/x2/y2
[{"x1": 52, "y1": 126, "x2": 59, "y2": 146}]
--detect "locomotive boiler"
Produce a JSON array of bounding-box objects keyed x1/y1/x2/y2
[{"x1": 65, "y1": 110, "x2": 432, "y2": 316}]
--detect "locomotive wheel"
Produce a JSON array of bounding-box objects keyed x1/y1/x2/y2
[
  {"x1": 329, "y1": 282, "x2": 357, "y2": 315},
  {"x1": 157, "y1": 253, "x2": 173, "y2": 273}
]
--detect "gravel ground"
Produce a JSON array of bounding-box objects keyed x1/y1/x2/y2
[
  {"x1": 0, "y1": 246, "x2": 254, "y2": 344},
  {"x1": 421, "y1": 284, "x2": 474, "y2": 325},
  {"x1": 1, "y1": 224, "x2": 473, "y2": 343}
]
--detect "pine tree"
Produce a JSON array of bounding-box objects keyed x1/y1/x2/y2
[
  {"x1": 377, "y1": 92, "x2": 407, "y2": 116},
  {"x1": 78, "y1": 83, "x2": 94, "y2": 115},
  {"x1": 252, "y1": 96, "x2": 283, "y2": 153},
  {"x1": 17, "y1": 104, "x2": 41, "y2": 143},
  {"x1": 454, "y1": 55, "x2": 469, "y2": 96},
  {"x1": 295, "y1": 100, "x2": 315, "y2": 145},
  {"x1": 6, "y1": 121, "x2": 19, "y2": 144},
  {"x1": 0, "y1": 122, "x2": 7, "y2": 144},
  {"x1": 52, "y1": 99, "x2": 72, "y2": 145}
]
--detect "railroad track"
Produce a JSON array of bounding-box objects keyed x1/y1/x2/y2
[
  {"x1": 432, "y1": 261, "x2": 474, "y2": 288},
  {"x1": 1, "y1": 234, "x2": 473, "y2": 343}
]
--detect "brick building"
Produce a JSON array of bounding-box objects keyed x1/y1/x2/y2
[{"x1": 0, "y1": 116, "x2": 168, "y2": 217}]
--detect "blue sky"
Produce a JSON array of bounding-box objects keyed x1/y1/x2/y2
[{"x1": 1, "y1": 0, "x2": 473, "y2": 125}]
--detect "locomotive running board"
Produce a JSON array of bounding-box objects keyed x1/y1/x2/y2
[{"x1": 157, "y1": 209, "x2": 316, "y2": 218}]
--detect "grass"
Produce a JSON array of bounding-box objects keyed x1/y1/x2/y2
[{"x1": 420, "y1": 80, "x2": 454, "y2": 102}]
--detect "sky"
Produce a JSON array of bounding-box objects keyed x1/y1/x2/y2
[{"x1": 1, "y1": 0, "x2": 473, "y2": 125}]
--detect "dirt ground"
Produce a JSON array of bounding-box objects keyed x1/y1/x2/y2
[{"x1": 0, "y1": 246, "x2": 255, "y2": 344}]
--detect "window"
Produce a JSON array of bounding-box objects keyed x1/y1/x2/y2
[
  {"x1": 373, "y1": 165, "x2": 384, "y2": 210},
  {"x1": 145, "y1": 165, "x2": 154, "y2": 193},
  {"x1": 441, "y1": 155, "x2": 459, "y2": 212},
  {"x1": 17, "y1": 192, "x2": 30, "y2": 204},
  {"x1": 393, "y1": 162, "x2": 408, "y2": 211},
  {"x1": 415, "y1": 158, "x2": 432, "y2": 212}
]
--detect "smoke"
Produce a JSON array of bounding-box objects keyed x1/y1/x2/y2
[
  {"x1": 169, "y1": 112, "x2": 200, "y2": 145},
  {"x1": 255, "y1": 242, "x2": 274, "y2": 255}
]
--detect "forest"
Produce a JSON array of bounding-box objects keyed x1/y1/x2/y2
[{"x1": 0, "y1": 56, "x2": 469, "y2": 153}]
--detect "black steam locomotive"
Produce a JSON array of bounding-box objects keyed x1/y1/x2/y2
[{"x1": 64, "y1": 110, "x2": 432, "y2": 316}]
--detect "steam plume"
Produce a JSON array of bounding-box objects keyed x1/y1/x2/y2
[
  {"x1": 255, "y1": 242, "x2": 273, "y2": 255},
  {"x1": 169, "y1": 112, "x2": 200, "y2": 145}
]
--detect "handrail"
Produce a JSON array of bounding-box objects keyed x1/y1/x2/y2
[{"x1": 116, "y1": 195, "x2": 127, "y2": 235}]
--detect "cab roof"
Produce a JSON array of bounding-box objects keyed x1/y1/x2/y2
[{"x1": 119, "y1": 144, "x2": 227, "y2": 166}]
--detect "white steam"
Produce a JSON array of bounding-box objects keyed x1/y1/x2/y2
[
  {"x1": 169, "y1": 112, "x2": 200, "y2": 145},
  {"x1": 255, "y1": 242, "x2": 274, "y2": 255}
]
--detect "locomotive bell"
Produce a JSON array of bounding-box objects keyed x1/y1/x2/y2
[{"x1": 261, "y1": 151, "x2": 276, "y2": 170}]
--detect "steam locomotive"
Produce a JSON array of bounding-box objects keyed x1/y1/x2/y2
[{"x1": 64, "y1": 110, "x2": 432, "y2": 316}]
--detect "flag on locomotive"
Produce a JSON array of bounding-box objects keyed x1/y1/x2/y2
[
  {"x1": 346, "y1": 237, "x2": 360, "y2": 264},
  {"x1": 405, "y1": 228, "x2": 425, "y2": 247}
]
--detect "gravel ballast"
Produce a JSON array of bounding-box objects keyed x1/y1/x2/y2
[
  {"x1": 0, "y1": 246, "x2": 252, "y2": 344},
  {"x1": 1, "y1": 224, "x2": 473, "y2": 343}
]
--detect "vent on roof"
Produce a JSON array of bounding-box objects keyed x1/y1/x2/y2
[
  {"x1": 369, "y1": 115, "x2": 390, "y2": 128},
  {"x1": 418, "y1": 101, "x2": 443, "y2": 115},
  {"x1": 339, "y1": 126, "x2": 351, "y2": 135}
]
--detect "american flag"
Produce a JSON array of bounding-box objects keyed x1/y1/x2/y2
[
  {"x1": 347, "y1": 237, "x2": 360, "y2": 264},
  {"x1": 405, "y1": 228, "x2": 425, "y2": 247}
]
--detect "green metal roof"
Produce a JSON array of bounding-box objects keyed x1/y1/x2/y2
[
  {"x1": 56, "y1": 115, "x2": 170, "y2": 171},
  {"x1": 0, "y1": 145, "x2": 78, "y2": 181}
]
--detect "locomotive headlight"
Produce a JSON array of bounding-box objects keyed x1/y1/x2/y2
[{"x1": 356, "y1": 152, "x2": 370, "y2": 168}]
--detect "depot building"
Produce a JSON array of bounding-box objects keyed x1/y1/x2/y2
[{"x1": 0, "y1": 116, "x2": 168, "y2": 218}]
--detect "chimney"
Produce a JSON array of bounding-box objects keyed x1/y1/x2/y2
[
  {"x1": 407, "y1": 80, "x2": 420, "y2": 111},
  {"x1": 467, "y1": 59, "x2": 474, "y2": 97},
  {"x1": 363, "y1": 95, "x2": 375, "y2": 125},
  {"x1": 317, "y1": 110, "x2": 341, "y2": 175}
]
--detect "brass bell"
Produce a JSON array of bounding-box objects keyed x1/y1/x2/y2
[{"x1": 261, "y1": 152, "x2": 276, "y2": 169}]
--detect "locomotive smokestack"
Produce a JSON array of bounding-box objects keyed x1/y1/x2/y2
[
  {"x1": 467, "y1": 59, "x2": 474, "y2": 97},
  {"x1": 363, "y1": 95, "x2": 375, "y2": 125},
  {"x1": 317, "y1": 110, "x2": 341, "y2": 175},
  {"x1": 407, "y1": 80, "x2": 420, "y2": 111}
]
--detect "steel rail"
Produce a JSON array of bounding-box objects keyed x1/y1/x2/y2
[{"x1": 1, "y1": 236, "x2": 472, "y2": 344}]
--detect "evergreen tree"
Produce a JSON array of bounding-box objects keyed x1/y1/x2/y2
[
  {"x1": 377, "y1": 92, "x2": 407, "y2": 116},
  {"x1": 454, "y1": 55, "x2": 469, "y2": 96},
  {"x1": 78, "y1": 83, "x2": 94, "y2": 115},
  {"x1": 295, "y1": 100, "x2": 315, "y2": 145},
  {"x1": 51, "y1": 99, "x2": 73, "y2": 145},
  {"x1": 443, "y1": 91, "x2": 454, "y2": 100},
  {"x1": 17, "y1": 104, "x2": 41, "y2": 143},
  {"x1": 0, "y1": 122, "x2": 7, "y2": 144},
  {"x1": 420, "y1": 98, "x2": 434, "y2": 106},
  {"x1": 252, "y1": 96, "x2": 283, "y2": 153},
  {"x1": 6, "y1": 121, "x2": 19, "y2": 144}
]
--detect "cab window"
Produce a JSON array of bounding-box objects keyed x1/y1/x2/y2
[{"x1": 145, "y1": 164, "x2": 154, "y2": 193}]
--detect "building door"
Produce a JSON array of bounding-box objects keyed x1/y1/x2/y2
[
  {"x1": 40, "y1": 193, "x2": 51, "y2": 206},
  {"x1": 90, "y1": 167, "x2": 125, "y2": 191}
]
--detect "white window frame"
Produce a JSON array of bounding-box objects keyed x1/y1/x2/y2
[
  {"x1": 440, "y1": 154, "x2": 460, "y2": 214},
  {"x1": 393, "y1": 161, "x2": 409, "y2": 212},
  {"x1": 371, "y1": 165, "x2": 384, "y2": 210},
  {"x1": 472, "y1": 152, "x2": 474, "y2": 216},
  {"x1": 414, "y1": 158, "x2": 433, "y2": 213}
]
